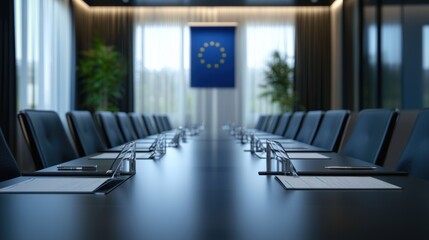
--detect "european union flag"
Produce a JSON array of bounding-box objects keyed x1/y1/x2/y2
[{"x1": 191, "y1": 27, "x2": 235, "y2": 88}]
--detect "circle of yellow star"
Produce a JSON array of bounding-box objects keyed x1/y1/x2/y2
[{"x1": 198, "y1": 41, "x2": 228, "y2": 69}]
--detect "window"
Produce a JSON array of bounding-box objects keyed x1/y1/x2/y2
[{"x1": 14, "y1": 0, "x2": 73, "y2": 116}]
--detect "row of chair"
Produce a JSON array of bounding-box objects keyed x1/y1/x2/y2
[
  {"x1": 17, "y1": 110, "x2": 173, "y2": 170},
  {"x1": 253, "y1": 109, "x2": 429, "y2": 181}
]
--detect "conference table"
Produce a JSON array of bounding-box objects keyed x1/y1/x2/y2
[{"x1": 1, "y1": 130, "x2": 429, "y2": 240}]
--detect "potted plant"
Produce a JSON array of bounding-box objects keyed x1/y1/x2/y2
[
  {"x1": 78, "y1": 38, "x2": 126, "y2": 112},
  {"x1": 259, "y1": 51, "x2": 295, "y2": 112}
]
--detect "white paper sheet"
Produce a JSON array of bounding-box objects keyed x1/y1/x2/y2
[
  {"x1": 0, "y1": 177, "x2": 110, "y2": 193},
  {"x1": 287, "y1": 153, "x2": 331, "y2": 159},
  {"x1": 276, "y1": 176, "x2": 401, "y2": 190},
  {"x1": 90, "y1": 152, "x2": 152, "y2": 160},
  {"x1": 89, "y1": 152, "x2": 119, "y2": 159}
]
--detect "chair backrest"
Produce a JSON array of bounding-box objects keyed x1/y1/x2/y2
[
  {"x1": 254, "y1": 115, "x2": 265, "y2": 130},
  {"x1": 274, "y1": 113, "x2": 292, "y2": 136},
  {"x1": 116, "y1": 112, "x2": 137, "y2": 142},
  {"x1": 95, "y1": 111, "x2": 125, "y2": 148},
  {"x1": 153, "y1": 115, "x2": 166, "y2": 133},
  {"x1": 266, "y1": 114, "x2": 281, "y2": 134},
  {"x1": 283, "y1": 111, "x2": 305, "y2": 139},
  {"x1": 18, "y1": 110, "x2": 78, "y2": 169},
  {"x1": 295, "y1": 111, "x2": 324, "y2": 144},
  {"x1": 396, "y1": 109, "x2": 429, "y2": 180},
  {"x1": 143, "y1": 114, "x2": 158, "y2": 135},
  {"x1": 162, "y1": 115, "x2": 173, "y2": 131},
  {"x1": 66, "y1": 111, "x2": 107, "y2": 157},
  {"x1": 0, "y1": 128, "x2": 20, "y2": 182},
  {"x1": 129, "y1": 112, "x2": 148, "y2": 139},
  {"x1": 340, "y1": 109, "x2": 398, "y2": 165},
  {"x1": 261, "y1": 115, "x2": 272, "y2": 132},
  {"x1": 311, "y1": 110, "x2": 350, "y2": 152}
]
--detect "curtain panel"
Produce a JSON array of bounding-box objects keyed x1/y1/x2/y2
[
  {"x1": 295, "y1": 7, "x2": 331, "y2": 110},
  {"x1": 0, "y1": 0, "x2": 17, "y2": 153}
]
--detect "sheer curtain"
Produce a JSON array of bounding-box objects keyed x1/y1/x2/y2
[
  {"x1": 133, "y1": 7, "x2": 295, "y2": 131},
  {"x1": 15, "y1": 0, "x2": 73, "y2": 117}
]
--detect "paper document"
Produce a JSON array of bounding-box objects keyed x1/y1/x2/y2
[
  {"x1": 276, "y1": 176, "x2": 401, "y2": 190},
  {"x1": 0, "y1": 177, "x2": 110, "y2": 193},
  {"x1": 90, "y1": 152, "x2": 152, "y2": 160},
  {"x1": 90, "y1": 152, "x2": 119, "y2": 159},
  {"x1": 287, "y1": 153, "x2": 330, "y2": 159}
]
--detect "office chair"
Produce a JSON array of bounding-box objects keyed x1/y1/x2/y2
[
  {"x1": 396, "y1": 109, "x2": 429, "y2": 181},
  {"x1": 273, "y1": 113, "x2": 292, "y2": 136},
  {"x1": 18, "y1": 110, "x2": 79, "y2": 170},
  {"x1": 295, "y1": 110, "x2": 324, "y2": 144},
  {"x1": 162, "y1": 115, "x2": 173, "y2": 131},
  {"x1": 129, "y1": 112, "x2": 149, "y2": 139},
  {"x1": 255, "y1": 115, "x2": 267, "y2": 130},
  {"x1": 260, "y1": 115, "x2": 272, "y2": 132},
  {"x1": 116, "y1": 112, "x2": 138, "y2": 142},
  {"x1": 66, "y1": 111, "x2": 107, "y2": 157},
  {"x1": 0, "y1": 128, "x2": 21, "y2": 182},
  {"x1": 283, "y1": 111, "x2": 305, "y2": 139},
  {"x1": 153, "y1": 115, "x2": 167, "y2": 133},
  {"x1": 95, "y1": 111, "x2": 126, "y2": 148},
  {"x1": 340, "y1": 109, "x2": 398, "y2": 165},
  {"x1": 265, "y1": 114, "x2": 282, "y2": 134},
  {"x1": 311, "y1": 110, "x2": 350, "y2": 152},
  {"x1": 142, "y1": 114, "x2": 158, "y2": 136}
]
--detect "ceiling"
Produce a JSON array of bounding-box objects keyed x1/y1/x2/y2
[{"x1": 82, "y1": 0, "x2": 336, "y2": 7}]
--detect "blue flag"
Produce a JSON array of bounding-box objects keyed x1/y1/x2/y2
[{"x1": 191, "y1": 27, "x2": 235, "y2": 88}]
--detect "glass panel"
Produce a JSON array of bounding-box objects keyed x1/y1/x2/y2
[
  {"x1": 381, "y1": 4, "x2": 402, "y2": 108},
  {"x1": 423, "y1": 26, "x2": 429, "y2": 106},
  {"x1": 361, "y1": 1, "x2": 379, "y2": 108}
]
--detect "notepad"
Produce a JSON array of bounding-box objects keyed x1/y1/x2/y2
[
  {"x1": 276, "y1": 176, "x2": 401, "y2": 190},
  {"x1": 287, "y1": 153, "x2": 330, "y2": 159},
  {"x1": 0, "y1": 177, "x2": 110, "y2": 193}
]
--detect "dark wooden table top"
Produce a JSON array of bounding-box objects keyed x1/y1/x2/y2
[{"x1": 1, "y1": 130, "x2": 429, "y2": 240}]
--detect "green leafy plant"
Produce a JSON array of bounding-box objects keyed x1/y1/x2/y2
[
  {"x1": 259, "y1": 51, "x2": 295, "y2": 112},
  {"x1": 78, "y1": 38, "x2": 126, "y2": 112}
]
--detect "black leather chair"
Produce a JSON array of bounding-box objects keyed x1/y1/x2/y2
[
  {"x1": 95, "y1": 111, "x2": 126, "y2": 148},
  {"x1": 311, "y1": 110, "x2": 350, "y2": 152},
  {"x1": 255, "y1": 115, "x2": 267, "y2": 130},
  {"x1": 274, "y1": 113, "x2": 291, "y2": 136},
  {"x1": 153, "y1": 115, "x2": 167, "y2": 133},
  {"x1": 295, "y1": 111, "x2": 324, "y2": 144},
  {"x1": 396, "y1": 109, "x2": 429, "y2": 181},
  {"x1": 162, "y1": 115, "x2": 173, "y2": 131},
  {"x1": 265, "y1": 114, "x2": 281, "y2": 134},
  {"x1": 116, "y1": 112, "x2": 138, "y2": 142},
  {"x1": 66, "y1": 111, "x2": 107, "y2": 157},
  {"x1": 129, "y1": 112, "x2": 149, "y2": 139},
  {"x1": 143, "y1": 114, "x2": 158, "y2": 135},
  {"x1": 260, "y1": 115, "x2": 272, "y2": 132},
  {"x1": 340, "y1": 109, "x2": 398, "y2": 165},
  {"x1": 18, "y1": 110, "x2": 79, "y2": 170},
  {"x1": 0, "y1": 128, "x2": 20, "y2": 182},
  {"x1": 283, "y1": 111, "x2": 305, "y2": 139}
]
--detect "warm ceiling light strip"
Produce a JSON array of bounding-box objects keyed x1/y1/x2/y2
[{"x1": 188, "y1": 22, "x2": 238, "y2": 27}]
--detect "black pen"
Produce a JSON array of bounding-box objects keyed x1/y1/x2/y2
[
  {"x1": 57, "y1": 165, "x2": 98, "y2": 171},
  {"x1": 325, "y1": 166, "x2": 376, "y2": 170}
]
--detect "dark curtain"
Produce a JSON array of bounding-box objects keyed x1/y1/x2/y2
[
  {"x1": 73, "y1": 3, "x2": 134, "y2": 112},
  {"x1": 295, "y1": 7, "x2": 331, "y2": 111},
  {"x1": 0, "y1": 0, "x2": 17, "y2": 153}
]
